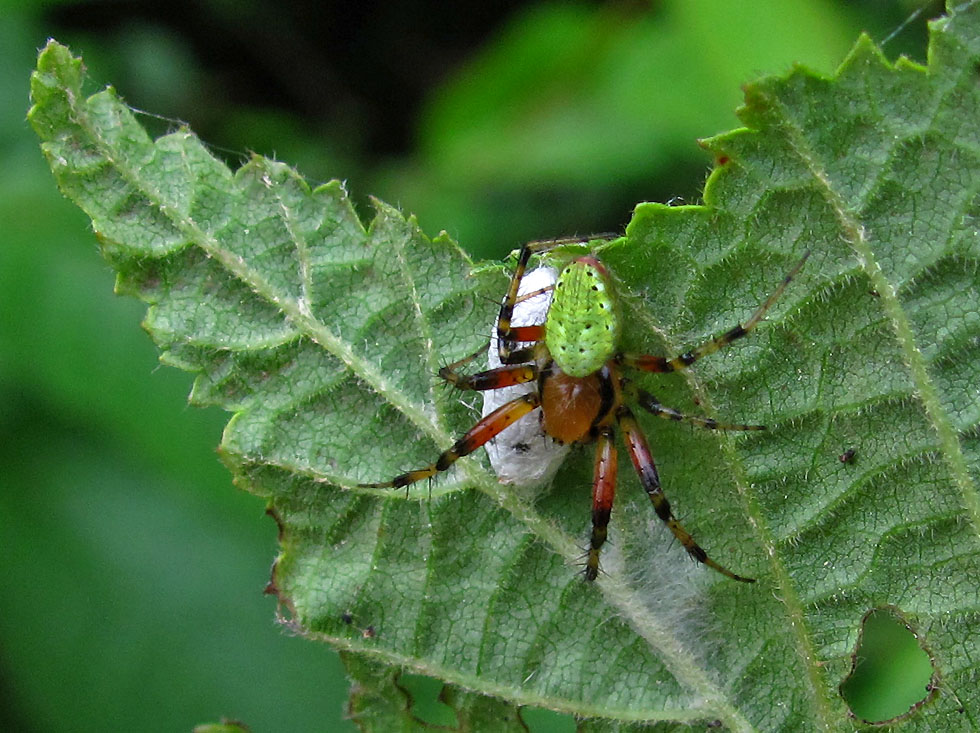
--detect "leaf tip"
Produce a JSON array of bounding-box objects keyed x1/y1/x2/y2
[
  {"x1": 34, "y1": 39, "x2": 84, "y2": 88},
  {"x1": 36, "y1": 38, "x2": 75, "y2": 69},
  {"x1": 836, "y1": 30, "x2": 892, "y2": 75},
  {"x1": 29, "y1": 40, "x2": 84, "y2": 125}
]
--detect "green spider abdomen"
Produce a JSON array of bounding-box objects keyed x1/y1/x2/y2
[{"x1": 545, "y1": 256, "x2": 620, "y2": 377}]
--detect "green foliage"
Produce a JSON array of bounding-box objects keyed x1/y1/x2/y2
[
  {"x1": 28, "y1": 1, "x2": 980, "y2": 729},
  {"x1": 395, "y1": 0, "x2": 860, "y2": 257}
]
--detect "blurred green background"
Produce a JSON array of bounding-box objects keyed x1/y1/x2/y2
[{"x1": 0, "y1": 1, "x2": 940, "y2": 730}]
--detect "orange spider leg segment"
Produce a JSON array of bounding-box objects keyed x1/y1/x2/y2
[
  {"x1": 618, "y1": 407, "x2": 755, "y2": 583},
  {"x1": 359, "y1": 393, "x2": 540, "y2": 489},
  {"x1": 440, "y1": 363, "x2": 538, "y2": 391},
  {"x1": 622, "y1": 250, "x2": 810, "y2": 374},
  {"x1": 435, "y1": 339, "x2": 539, "y2": 390},
  {"x1": 503, "y1": 325, "x2": 546, "y2": 343},
  {"x1": 586, "y1": 427, "x2": 617, "y2": 581}
]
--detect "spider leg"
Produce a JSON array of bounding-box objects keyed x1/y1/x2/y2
[
  {"x1": 358, "y1": 393, "x2": 540, "y2": 489},
  {"x1": 496, "y1": 327, "x2": 544, "y2": 367},
  {"x1": 632, "y1": 387, "x2": 766, "y2": 431},
  {"x1": 436, "y1": 342, "x2": 540, "y2": 387},
  {"x1": 585, "y1": 426, "x2": 617, "y2": 581},
  {"x1": 618, "y1": 406, "x2": 755, "y2": 583},
  {"x1": 440, "y1": 363, "x2": 539, "y2": 391},
  {"x1": 497, "y1": 242, "x2": 546, "y2": 363},
  {"x1": 622, "y1": 250, "x2": 809, "y2": 374},
  {"x1": 440, "y1": 343, "x2": 490, "y2": 372},
  {"x1": 515, "y1": 285, "x2": 555, "y2": 304}
]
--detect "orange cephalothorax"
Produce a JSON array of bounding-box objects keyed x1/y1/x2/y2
[{"x1": 539, "y1": 369, "x2": 604, "y2": 445}]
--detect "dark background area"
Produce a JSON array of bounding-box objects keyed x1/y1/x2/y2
[{"x1": 0, "y1": 1, "x2": 939, "y2": 730}]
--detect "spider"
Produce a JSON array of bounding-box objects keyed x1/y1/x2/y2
[{"x1": 362, "y1": 237, "x2": 808, "y2": 582}]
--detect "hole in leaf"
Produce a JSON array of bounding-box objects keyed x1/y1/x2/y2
[
  {"x1": 521, "y1": 706, "x2": 576, "y2": 732},
  {"x1": 399, "y1": 673, "x2": 458, "y2": 728},
  {"x1": 840, "y1": 607, "x2": 936, "y2": 723}
]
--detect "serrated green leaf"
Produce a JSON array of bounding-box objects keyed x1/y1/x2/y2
[{"x1": 28, "y1": 2, "x2": 980, "y2": 729}]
